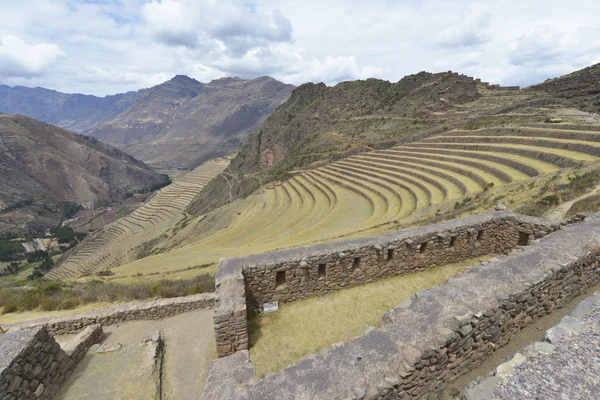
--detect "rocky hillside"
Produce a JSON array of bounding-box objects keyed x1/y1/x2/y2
[
  {"x1": 0, "y1": 113, "x2": 169, "y2": 234},
  {"x1": 529, "y1": 63, "x2": 600, "y2": 113},
  {"x1": 189, "y1": 71, "x2": 482, "y2": 214},
  {"x1": 87, "y1": 76, "x2": 294, "y2": 169},
  {"x1": 0, "y1": 85, "x2": 145, "y2": 133}
]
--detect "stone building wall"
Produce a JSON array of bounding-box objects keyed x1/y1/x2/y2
[
  {"x1": 212, "y1": 211, "x2": 577, "y2": 358},
  {"x1": 0, "y1": 325, "x2": 102, "y2": 400},
  {"x1": 3, "y1": 293, "x2": 214, "y2": 335},
  {"x1": 213, "y1": 262, "x2": 249, "y2": 358},
  {"x1": 203, "y1": 212, "x2": 600, "y2": 400},
  {"x1": 242, "y1": 213, "x2": 561, "y2": 310}
]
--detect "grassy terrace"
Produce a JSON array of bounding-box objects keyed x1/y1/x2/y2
[
  {"x1": 248, "y1": 256, "x2": 494, "y2": 377},
  {"x1": 45, "y1": 161, "x2": 228, "y2": 280},
  {"x1": 47, "y1": 122, "x2": 600, "y2": 283}
]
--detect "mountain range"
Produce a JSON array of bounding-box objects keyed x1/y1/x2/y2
[
  {"x1": 0, "y1": 84, "x2": 145, "y2": 133},
  {"x1": 0, "y1": 76, "x2": 294, "y2": 169},
  {"x1": 86, "y1": 76, "x2": 294, "y2": 169}
]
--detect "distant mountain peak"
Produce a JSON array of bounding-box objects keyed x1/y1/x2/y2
[
  {"x1": 167, "y1": 75, "x2": 202, "y2": 85},
  {"x1": 209, "y1": 77, "x2": 243, "y2": 85}
]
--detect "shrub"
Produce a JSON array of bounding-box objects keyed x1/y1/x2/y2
[
  {"x1": 58, "y1": 298, "x2": 79, "y2": 310},
  {"x1": 0, "y1": 240, "x2": 26, "y2": 262},
  {"x1": 26, "y1": 250, "x2": 48, "y2": 263},
  {"x1": 540, "y1": 194, "x2": 560, "y2": 206},
  {"x1": 2, "y1": 303, "x2": 18, "y2": 314}
]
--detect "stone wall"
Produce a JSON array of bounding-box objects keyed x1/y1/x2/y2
[
  {"x1": 0, "y1": 325, "x2": 102, "y2": 400},
  {"x1": 242, "y1": 213, "x2": 560, "y2": 310},
  {"x1": 463, "y1": 291, "x2": 600, "y2": 399},
  {"x1": 4, "y1": 293, "x2": 214, "y2": 335},
  {"x1": 212, "y1": 211, "x2": 579, "y2": 358},
  {"x1": 204, "y1": 211, "x2": 600, "y2": 399},
  {"x1": 214, "y1": 262, "x2": 249, "y2": 358}
]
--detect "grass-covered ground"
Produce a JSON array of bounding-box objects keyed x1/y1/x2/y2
[
  {"x1": 247, "y1": 256, "x2": 493, "y2": 377},
  {"x1": 0, "y1": 273, "x2": 214, "y2": 323}
]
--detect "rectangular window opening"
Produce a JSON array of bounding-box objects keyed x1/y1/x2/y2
[
  {"x1": 477, "y1": 230, "x2": 484, "y2": 241},
  {"x1": 387, "y1": 249, "x2": 394, "y2": 261},
  {"x1": 518, "y1": 231, "x2": 530, "y2": 246},
  {"x1": 353, "y1": 257, "x2": 361, "y2": 269},
  {"x1": 449, "y1": 236, "x2": 457, "y2": 247},
  {"x1": 318, "y1": 263, "x2": 326, "y2": 277},
  {"x1": 420, "y1": 242, "x2": 428, "y2": 253},
  {"x1": 275, "y1": 270, "x2": 286, "y2": 288}
]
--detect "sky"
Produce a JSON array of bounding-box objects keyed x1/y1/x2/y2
[{"x1": 1, "y1": 0, "x2": 599, "y2": 96}]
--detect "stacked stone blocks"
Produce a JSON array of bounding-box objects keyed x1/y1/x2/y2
[
  {"x1": 205, "y1": 211, "x2": 598, "y2": 399},
  {"x1": 243, "y1": 216, "x2": 543, "y2": 309},
  {"x1": 213, "y1": 211, "x2": 568, "y2": 358},
  {"x1": 3, "y1": 293, "x2": 214, "y2": 335},
  {"x1": 214, "y1": 263, "x2": 249, "y2": 357},
  {"x1": 0, "y1": 325, "x2": 102, "y2": 400}
]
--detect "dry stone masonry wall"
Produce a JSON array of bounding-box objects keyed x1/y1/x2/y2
[
  {"x1": 463, "y1": 292, "x2": 600, "y2": 399},
  {"x1": 0, "y1": 325, "x2": 102, "y2": 400},
  {"x1": 205, "y1": 211, "x2": 599, "y2": 399},
  {"x1": 213, "y1": 211, "x2": 576, "y2": 358},
  {"x1": 242, "y1": 214, "x2": 552, "y2": 310},
  {"x1": 3, "y1": 293, "x2": 213, "y2": 335}
]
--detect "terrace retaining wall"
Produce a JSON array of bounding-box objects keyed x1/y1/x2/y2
[
  {"x1": 206, "y1": 211, "x2": 600, "y2": 399},
  {"x1": 0, "y1": 325, "x2": 102, "y2": 399},
  {"x1": 3, "y1": 293, "x2": 214, "y2": 335}
]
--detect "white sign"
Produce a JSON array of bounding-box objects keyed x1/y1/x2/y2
[{"x1": 263, "y1": 301, "x2": 279, "y2": 314}]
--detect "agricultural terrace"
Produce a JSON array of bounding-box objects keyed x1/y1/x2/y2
[
  {"x1": 45, "y1": 161, "x2": 228, "y2": 280},
  {"x1": 49, "y1": 123, "x2": 600, "y2": 282}
]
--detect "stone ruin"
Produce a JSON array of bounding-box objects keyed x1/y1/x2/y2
[
  {"x1": 204, "y1": 210, "x2": 600, "y2": 399},
  {"x1": 2, "y1": 210, "x2": 600, "y2": 399},
  {"x1": 474, "y1": 78, "x2": 520, "y2": 91},
  {"x1": 0, "y1": 325, "x2": 102, "y2": 400}
]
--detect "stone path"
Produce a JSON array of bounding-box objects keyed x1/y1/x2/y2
[
  {"x1": 55, "y1": 308, "x2": 215, "y2": 400},
  {"x1": 544, "y1": 183, "x2": 600, "y2": 220},
  {"x1": 464, "y1": 293, "x2": 600, "y2": 399}
]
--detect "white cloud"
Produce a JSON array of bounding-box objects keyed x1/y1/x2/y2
[
  {"x1": 142, "y1": 0, "x2": 292, "y2": 55},
  {"x1": 80, "y1": 66, "x2": 170, "y2": 88},
  {"x1": 142, "y1": 0, "x2": 199, "y2": 48},
  {"x1": 0, "y1": 0, "x2": 599, "y2": 95},
  {"x1": 509, "y1": 26, "x2": 565, "y2": 66},
  {"x1": 0, "y1": 35, "x2": 65, "y2": 78},
  {"x1": 436, "y1": 3, "x2": 493, "y2": 48},
  {"x1": 205, "y1": 43, "x2": 383, "y2": 85}
]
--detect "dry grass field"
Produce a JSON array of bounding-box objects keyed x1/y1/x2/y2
[{"x1": 247, "y1": 256, "x2": 493, "y2": 377}]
